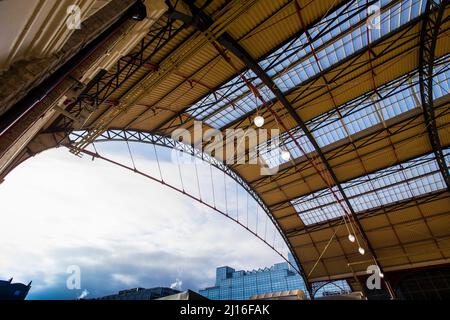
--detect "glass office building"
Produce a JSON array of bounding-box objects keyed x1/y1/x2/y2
[{"x1": 199, "y1": 255, "x2": 351, "y2": 300}]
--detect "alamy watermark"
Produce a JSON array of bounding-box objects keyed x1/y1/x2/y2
[
  {"x1": 366, "y1": 265, "x2": 384, "y2": 290},
  {"x1": 367, "y1": 3, "x2": 381, "y2": 30},
  {"x1": 170, "y1": 121, "x2": 284, "y2": 175},
  {"x1": 66, "y1": 265, "x2": 91, "y2": 299},
  {"x1": 66, "y1": 265, "x2": 81, "y2": 290},
  {"x1": 66, "y1": 5, "x2": 82, "y2": 30}
]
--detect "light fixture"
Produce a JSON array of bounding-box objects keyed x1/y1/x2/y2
[
  {"x1": 281, "y1": 149, "x2": 291, "y2": 161},
  {"x1": 358, "y1": 247, "x2": 365, "y2": 255},
  {"x1": 379, "y1": 272, "x2": 384, "y2": 278},
  {"x1": 348, "y1": 234, "x2": 355, "y2": 243},
  {"x1": 131, "y1": 1, "x2": 147, "y2": 21},
  {"x1": 254, "y1": 115, "x2": 265, "y2": 128}
]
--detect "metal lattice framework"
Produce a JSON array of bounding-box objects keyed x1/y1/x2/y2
[
  {"x1": 311, "y1": 280, "x2": 352, "y2": 297},
  {"x1": 55, "y1": 14, "x2": 190, "y2": 147},
  {"x1": 419, "y1": 0, "x2": 450, "y2": 191}
]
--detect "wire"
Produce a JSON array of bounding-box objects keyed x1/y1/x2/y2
[
  {"x1": 153, "y1": 143, "x2": 164, "y2": 182},
  {"x1": 126, "y1": 140, "x2": 136, "y2": 171},
  {"x1": 308, "y1": 224, "x2": 342, "y2": 277},
  {"x1": 209, "y1": 162, "x2": 217, "y2": 208}
]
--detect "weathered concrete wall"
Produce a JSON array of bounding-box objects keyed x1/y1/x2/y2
[
  {"x1": 0, "y1": 0, "x2": 137, "y2": 181},
  {"x1": 0, "y1": 0, "x2": 135, "y2": 117}
]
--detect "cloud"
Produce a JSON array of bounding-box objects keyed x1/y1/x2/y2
[
  {"x1": 0, "y1": 146, "x2": 284, "y2": 299},
  {"x1": 170, "y1": 278, "x2": 183, "y2": 290},
  {"x1": 78, "y1": 289, "x2": 89, "y2": 299},
  {"x1": 112, "y1": 274, "x2": 137, "y2": 287}
]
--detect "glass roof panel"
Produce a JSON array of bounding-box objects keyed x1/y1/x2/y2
[
  {"x1": 186, "y1": 0, "x2": 428, "y2": 129},
  {"x1": 259, "y1": 55, "x2": 450, "y2": 169},
  {"x1": 186, "y1": 70, "x2": 259, "y2": 121},
  {"x1": 263, "y1": 0, "x2": 425, "y2": 95},
  {"x1": 291, "y1": 187, "x2": 347, "y2": 225},
  {"x1": 259, "y1": 127, "x2": 315, "y2": 169},
  {"x1": 292, "y1": 151, "x2": 447, "y2": 225},
  {"x1": 206, "y1": 83, "x2": 275, "y2": 128}
]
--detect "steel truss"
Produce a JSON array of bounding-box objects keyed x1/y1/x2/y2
[
  {"x1": 185, "y1": 0, "x2": 419, "y2": 133},
  {"x1": 419, "y1": 0, "x2": 450, "y2": 191},
  {"x1": 277, "y1": 150, "x2": 448, "y2": 213},
  {"x1": 53, "y1": 15, "x2": 188, "y2": 138},
  {"x1": 286, "y1": 190, "x2": 449, "y2": 237},
  {"x1": 69, "y1": 129, "x2": 313, "y2": 296},
  {"x1": 311, "y1": 280, "x2": 351, "y2": 298},
  {"x1": 156, "y1": 0, "x2": 353, "y2": 133},
  {"x1": 274, "y1": 143, "x2": 450, "y2": 239},
  {"x1": 260, "y1": 100, "x2": 450, "y2": 208},
  {"x1": 250, "y1": 57, "x2": 450, "y2": 189},
  {"x1": 203, "y1": 17, "x2": 447, "y2": 179},
  {"x1": 156, "y1": 0, "x2": 449, "y2": 209},
  {"x1": 220, "y1": 17, "x2": 436, "y2": 165}
]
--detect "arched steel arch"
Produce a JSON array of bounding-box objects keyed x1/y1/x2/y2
[
  {"x1": 419, "y1": 0, "x2": 450, "y2": 191},
  {"x1": 312, "y1": 281, "x2": 349, "y2": 298},
  {"x1": 69, "y1": 129, "x2": 314, "y2": 295}
]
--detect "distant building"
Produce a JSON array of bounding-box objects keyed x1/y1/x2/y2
[
  {"x1": 199, "y1": 255, "x2": 351, "y2": 300},
  {"x1": 0, "y1": 278, "x2": 31, "y2": 300},
  {"x1": 157, "y1": 290, "x2": 208, "y2": 300},
  {"x1": 250, "y1": 289, "x2": 307, "y2": 300},
  {"x1": 95, "y1": 287, "x2": 179, "y2": 300}
]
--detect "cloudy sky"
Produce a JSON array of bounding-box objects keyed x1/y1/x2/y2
[{"x1": 0, "y1": 143, "x2": 283, "y2": 300}]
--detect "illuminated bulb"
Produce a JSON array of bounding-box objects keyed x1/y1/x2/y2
[
  {"x1": 379, "y1": 272, "x2": 384, "y2": 278},
  {"x1": 254, "y1": 115, "x2": 265, "y2": 128},
  {"x1": 281, "y1": 149, "x2": 291, "y2": 161},
  {"x1": 348, "y1": 234, "x2": 356, "y2": 243},
  {"x1": 358, "y1": 247, "x2": 365, "y2": 255}
]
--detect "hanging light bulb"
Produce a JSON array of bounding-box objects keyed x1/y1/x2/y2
[
  {"x1": 281, "y1": 149, "x2": 291, "y2": 161},
  {"x1": 358, "y1": 247, "x2": 365, "y2": 255},
  {"x1": 348, "y1": 234, "x2": 356, "y2": 243},
  {"x1": 254, "y1": 115, "x2": 265, "y2": 128}
]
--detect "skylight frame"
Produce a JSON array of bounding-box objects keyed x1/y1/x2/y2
[
  {"x1": 186, "y1": 0, "x2": 427, "y2": 129},
  {"x1": 258, "y1": 55, "x2": 450, "y2": 169},
  {"x1": 291, "y1": 152, "x2": 448, "y2": 226}
]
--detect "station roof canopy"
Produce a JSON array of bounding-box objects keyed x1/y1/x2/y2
[{"x1": 7, "y1": 0, "x2": 450, "y2": 283}]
